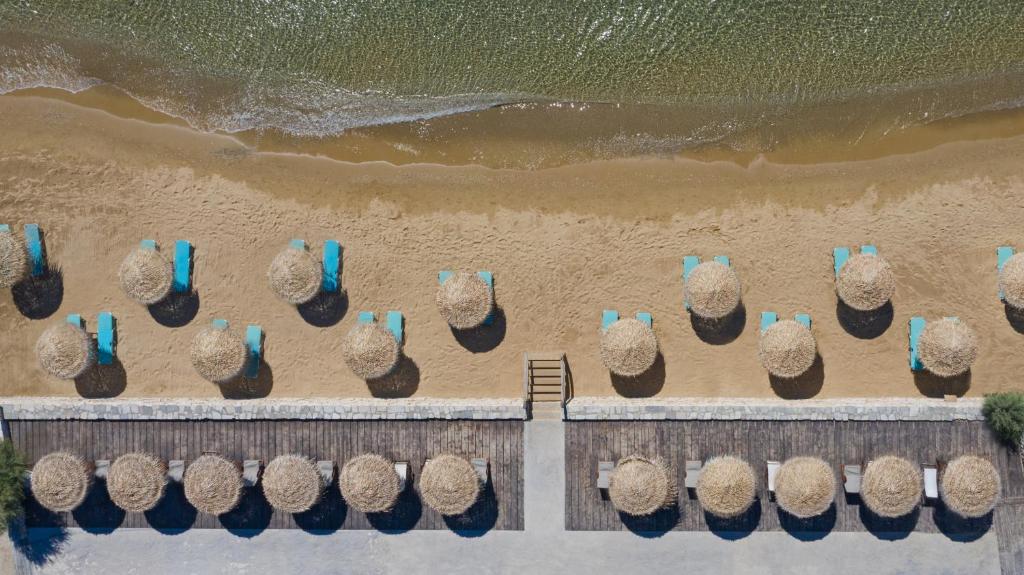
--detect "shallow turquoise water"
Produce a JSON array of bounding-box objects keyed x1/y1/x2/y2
[{"x1": 2, "y1": 1, "x2": 1023, "y2": 148}]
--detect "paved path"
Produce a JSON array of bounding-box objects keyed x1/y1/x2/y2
[{"x1": 8, "y1": 419, "x2": 1001, "y2": 574}]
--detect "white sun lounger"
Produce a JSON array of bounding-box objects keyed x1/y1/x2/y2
[
  {"x1": 317, "y1": 461, "x2": 334, "y2": 485},
  {"x1": 167, "y1": 460, "x2": 185, "y2": 483},
  {"x1": 843, "y1": 464, "x2": 862, "y2": 494},
  {"x1": 685, "y1": 460, "x2": 703, "y2": 491},
  {"x1": 471, "y1": 457, "x2": 489, "y2": 484},
  {"x1": 767, "y1": 460, "x2": 781, "y2": 499},
  {"x1": 94, "y1": 459, "x2": 110, "y2": 479},
  {"x1": 242, "y1": 460, "x2": 261, "y2": 487},
  {"x1": 395, "y1": 461, "x2": 409, "y2": 491},
  {"x1": 597, "y1": 461, "x2": 614, "y2": 490},
  {"x1": 923, "y1": 463, "x2": 939, "y2": 502}
]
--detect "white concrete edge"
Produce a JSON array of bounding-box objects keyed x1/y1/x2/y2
[
  {"x1": 564, "y1": 396, "x2": 985, "y2": 421},
  {"x1": 0, "y1": 397, "x2": 528, "y2": 421}
]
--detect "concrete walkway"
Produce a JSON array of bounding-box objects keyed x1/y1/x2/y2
[{"x1": 8, "y1": 419, "x2": 1001, "y2": 575}]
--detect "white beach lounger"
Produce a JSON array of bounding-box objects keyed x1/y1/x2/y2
[
  {"x1": 395, "y1": 461, "x2": 409, "y2": 491},
  {"x1": 843, "y1": 464, "x2": 862, "y2": 495},
  {"x1": 94, "y1": 459, "x2": 110, "y2": 479},
  {"x1": 685, "y1": 460, "x2": 703, "y2": 491},
  {"x1": 317, "y1": 460, "x2": 334, "y2": 485},
  {"x1": 923, "y1": 463, "x2": 939, "y2": 502},
  {"x1": 242, "y1": 460, "x2": 261, "y2": 487},
  {"x1": 597, "y1": 461, "x2": 614, "y2": 490},
  {"x1": 767, "y1": 460, "x2": 781, "y2": 500},
  {"x1": 167, "y1": 460, "x2": 185, "y2": 483},
  {"x1": 471, "y1": 457, "x2": 489, "y2": 484}
]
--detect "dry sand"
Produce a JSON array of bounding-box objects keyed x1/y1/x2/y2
[{"x1": 1, "y1": 94, "x2": 1023, "y2": 400}]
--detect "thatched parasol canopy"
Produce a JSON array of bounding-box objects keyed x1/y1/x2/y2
[
  {"x1": 119, "y1": 248, "x2": 173, "y2": 305},
  {"x1": 0, "y1": 230, "x2": 27, "y2": 289},
  {"x1": 1000, "y1": 253, "x2": 1024, "y2": 309},
  {"x1": 339, "y1": 454, "x2": 402, "y2": 514},
  {"x1": 36, "y1": 323, "x2": 94, "y2": 380},
  {"x1": 685, "y1": 261, "x2": 741, "y2": 319},
  {"x1": 343, "y1": 323, "x2": 400, "y2": 380},
  {"x1": 608, "y1": 455, "x2": 677, "y2": 516},
  {"x1": 436, "y1": 272, "x2": 493, "y2": 330},
  {"x1": 600, "y1": 318, "x2": 658, "y2": 377},
  {"x1": 836, "y1": 254, "x2": 895, "y2": 311},
  {"x1": 940, "y1": 455, "x2": 1001, "y2": 518},
  {"x1": 268, "y1": 247, "x2": 321, "y2": 305},
  {"x1": 696, "y1": 456, "x2": 756, "y2": 518},
  {"x1": 107, "y1": 453, "x2": 167, "y2": 513},
  {"x1": 918, "y1": 318, "x2": 978, "y2": 377},
  {"x1": 30, "y1": 452, "x2": 91, "y2": 512},
  {"x1": 183, "y1": 455, "x2": 243, "y2": 515},
  {"x1": 419, "y1": 454, "x2": 480, "y2": 516},
  {"x1": 758, "y1": 319, "x2": 816, "y2": 378},
  {"x1": 861, "y1": 456, "x2": 922, "y2": 518},
  {"x1": 774, "y1": 457, "x2": 836, "y2": 519},
  {"x1": 190, "y1": 326, "x2": 247, "y2": 383},
  {"x1": 261, "y1": 455, "x2": 323, "y2": 513}
]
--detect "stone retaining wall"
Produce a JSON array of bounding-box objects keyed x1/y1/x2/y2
[
  {"x1": 0, "y1": 397, "x2": 527, "y2": 420},
  {"x1": 565, "y1": 397, "x2": 985, "y2": 421}
]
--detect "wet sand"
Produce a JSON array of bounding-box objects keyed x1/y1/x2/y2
[{"x1": 1, "y1": 95, "x2": 1023, "y2": 400}]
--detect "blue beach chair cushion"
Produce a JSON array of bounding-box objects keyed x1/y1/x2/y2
[
  {"x1": 760, "y1": 311, "x2": 778, "y2": 333},
  {"x1": 322, "y1": 240, "x2": 341, "y2": 292},
  {"x1": 357, "y1": 311, "x2": 376, "y2": 324},
  {"x1": 97, "y1": 312, "x2": 116, "y2": 365},
  {"x1": 24, "y1": 224, "x2": 44, "y2": 277},
  {"x1": 602, "y1": 310, "x2": 619, "y2": 331},
  {"x1": 386, "y1": 311, "x2": 403, "y2": 343},
  {"x1": 635, "y1": 312, "x2": 652, "y2": 327},
  {"x1": 909, "y1": 316, "x2": 926, "y2": 371},
  {"x1": 173, "y1": 240, "x2": 192, "y2": 293},
  {"x1": 245, "y1": 325, "x2": 263, "y2": 379}
]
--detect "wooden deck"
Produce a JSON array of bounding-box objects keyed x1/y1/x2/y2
[
  {"x1": 10, "y1": 420, "x2": 523, "y2": 532},
  {"x1": 566, "y1": 420, "x2": 1024, "y2": 540}
]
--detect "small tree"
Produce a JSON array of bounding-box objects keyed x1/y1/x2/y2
[
  {"x1": 0, "y1": 440, "x2": 27, "y2": 531},
  {"x1": 983, "y1": 392, "x2": 1024, "y2": 448}
]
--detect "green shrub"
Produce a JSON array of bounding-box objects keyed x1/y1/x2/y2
[
  {"x1": 983, "y1": 392, "x2": 1024, "y2": 448},
  {"x1": 0, "y1": 440, "x2": 27, "y2": 531}
]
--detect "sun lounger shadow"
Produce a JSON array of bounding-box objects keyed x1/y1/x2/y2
[
  {"x1": 297, "y1": 289, "x2": 348, "y2": 327},
  {"x1": 13, "y1": 526, "x2": 68, "y2": 567},
  {"x1": 451, "y1": 306, "x2": 507, "y2": 353},
  {"x1": 147, "y1": 289, "x2": 200, "y2": 327},
  {"x1": 858, "y1": 503, "x2": 919, "y2": 541},
  {"x1": 618, "y1": 504, "x2": 680, "y2": 537},
  {"x1": 218, "y1": 361, "x2": 274, "y2": 399},
  {"x1": 777, "y1": 502, "x2": 836, "y2": 541},
  {"x1": 71, "y1": 479, "x2": 125, "y2": 534},
  {"x1": 74, "y1": 358, "x2": 127, "y2": 399},
  {"x1": 933, "y1": 500, "x2": 993, "y2": 542},
  {"x1": 769, "y1": 353, "x2": 825, "y2": 399},
  {"x1": 11, "y1": 265, "x2": 63, "y2": 319},
  {"x1": 442, "y1": 481, "x2": 499, "y2": 537},
  {"x1": 704, "y1": 499, "x2": 761, "y2": 540},
  {"x1": 836, "y1": 300, "x2": 893, "y2": 339},
  {"x1": 366, "y1": 355, "x2": 420, "y2": 398},
  {"x1": 1004, "y1": 302, "x2": 1024, "y2": 334},
  {"x1": 294, "y1": 475, "x2": 347, "y2": 534},
  {"x1": 366, "y1": 485, "x2": 423, "y2": 533},
  {"x1": 218, "y1": 486, "x2": 272, "y2": 537},
  {"x1": 610, "y1": 352, "x2": 666, "y2": 398},
  {"x1": 913, "y1": 369, "x2": 971, "y2": 398},
  {"x1": 144, "y1": 482, "x2": 197, "y2": 533},
  {"x1": 690, "y1": 302, "x2": 746, "y2": 345}
]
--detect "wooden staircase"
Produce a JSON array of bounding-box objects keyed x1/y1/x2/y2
[{"x1": 523, "y1": 353, "x2": 568, "y2": 404}]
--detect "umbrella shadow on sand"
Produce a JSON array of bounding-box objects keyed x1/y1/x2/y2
[{"x1": 12, "y1": 265, "x2": 64, "y2": 319}]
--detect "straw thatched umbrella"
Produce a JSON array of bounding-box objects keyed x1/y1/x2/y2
[
  {"x1": 119, "y1": 247, "x2": 173, "y2": 305},
  {"x1": 268, "y1": 247, "x2": 321, "y2": 305},
  {"x1": 261, "y1": 455, "x2": 323, "y2": 514},
  {"x1": 419, "y1": 454, "x2": 480, "y2": 516},
  {"x1": 339, "y1": 454, "x2": 402, "y2": 513},
  {"x1": 685, "y1": 261, "x2": 741, "y2": 319},
  {"x1": 608, "y1": 455, "x2": 677, "y2": 516},
  {"x1": 836, "y1": 254, "x2": 895, "y2": 311},
  {"x1": 600, "y1": 318, "x2": 658, "y2": 377},
  {"x1": 190, "y1": 326, "x2": 247, "y2": 383},
  {"x1": 861, "y1": 456, "x2": 922, "y2": 518},
  {"x1": 918, "y1": 318, "x2": 978, "y2": 377},
  {"x1": 940, "y1": 455, "x2": 1001, "y2": 518},
  {"x1": 36, "y1": 323, "x2": 94, "y2": 380},
  {"x1": 436, "y1": 272, "x2": 493, "y2": 330},
  {"x1": 0, "y1": 230, "x2": 27, "y2": 289},
  {"x1": 107, "y1": 453, "x2": 168, "y2": 513},
  {"x1": 343, "y1": 323, "x2": 400, "y2": 380},
  {"x1": 30, "y1": 452, "x2": 92, "y2": 512},
  {"x1": 1000, "y1": 253, "x2": 1024, "y2": 310},
  {"x1": 696, "y1": 456, "x2": 756, "y2": 518},
  {"x1": 183, "y1": 454, "x2": 243, "y2": 515},
  {"x1": 758, "y1": 319, "x2": 816, "y2": 378},
  {"x1": 774, "y1": 457, "x2": 836, "y2": 519}
]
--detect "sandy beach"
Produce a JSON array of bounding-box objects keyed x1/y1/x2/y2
[{"x1": 1, "y1": 94, "x2": 1023, "y2": 400}]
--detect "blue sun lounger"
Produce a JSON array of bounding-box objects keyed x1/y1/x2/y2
[
  {"x1": 322, "y1": 240, "x2": 341, "y2": 293},
  {"x1": 683, "y1": 255, "x2": 731, "y2": 309},
  {"x1": 290, "y1": 239, "x2": 305, "y2": 250},
  {"x1": 998, "y1": 246, "x2": 1014, "y2": 300},
  {"x1": 245, "y1": 324, "x2": 262, "y2": 379},
  {"x1": 357, "y1": 311, "x2": 375, "y2": 324},
  {"x1": 834, "y1": 245, "x2": 878, "y2": 277},
  {"x1": 794, "y1": 313, "x2": 811, "y2": 329},
  {"x1": 635, "y1": 312, "x2": 652, "y2": 326},
  {"x1": 439, "y1": 270, "x2": 495, "y2": 325},
  {"x1": 140, "y1": 239, "x2": 157, "y2": 251},
  {"x1": 24, "y1": 224, "x2": 44, "y2": 277},
  {"x1": 97, "y1": 312, "x2": 116, "y2": 365},
  {"x1": 760, "y1": 311, "x2": 778, "y2": 333},
  {"x1": 386, "y1": 311, "x2": 403, "y2": 343},
  {"x1": 173, "y1": 240, "x2": 192, "y2": 293},
  {"x1": 212, "y1": 318, "x2": 229, "y2": 330},
  {"x1": 66, "y1": 314, "x2": 83, "y2": 328},
  {"x1": 909, "y1": 316, "x2": 926, "y2": 371},
  {"x1": 602, "y1": 310, "x2": 619, "y2": 331},
  {"x1": 0, "y1": 224, "x2": 8, "y2": 233}
]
